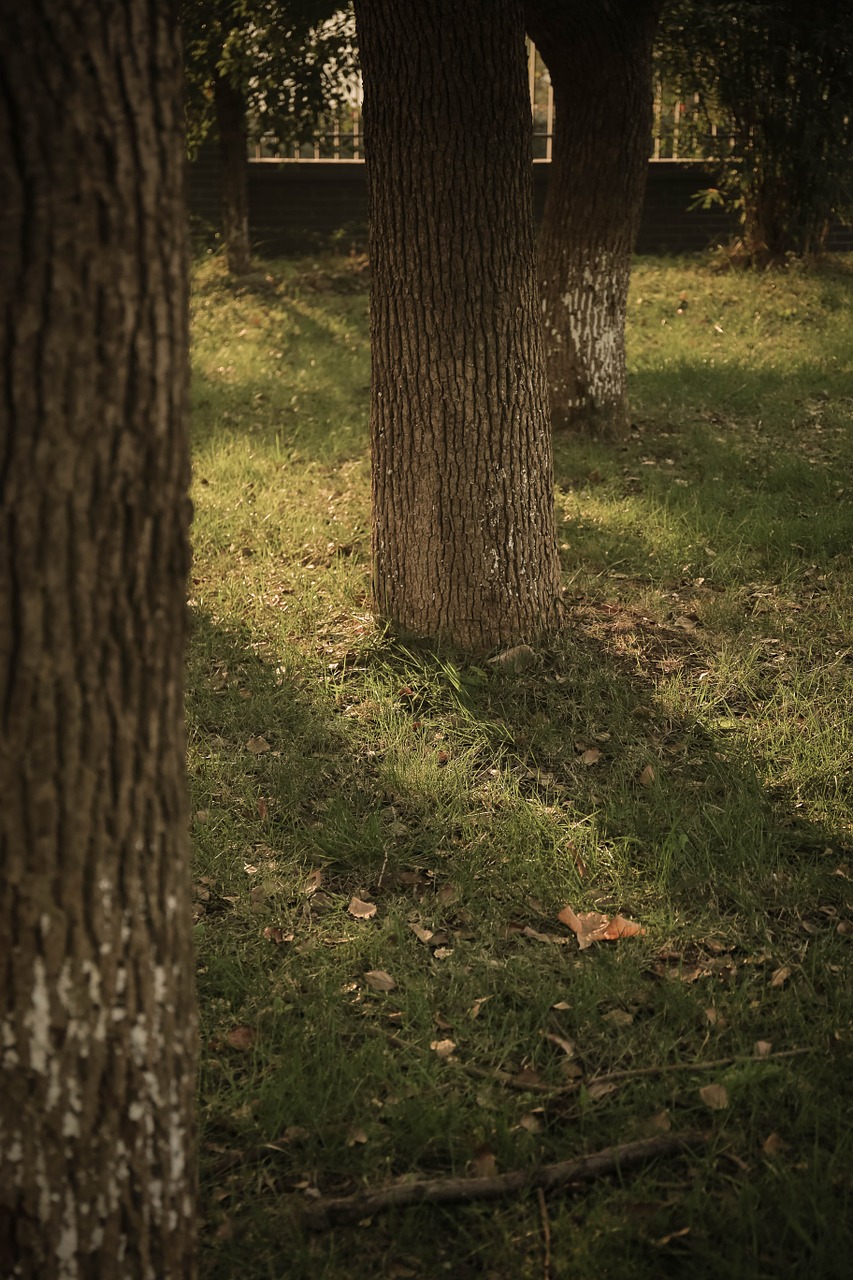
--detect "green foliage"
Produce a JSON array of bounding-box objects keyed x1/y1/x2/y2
[
  {"x1": 188, "y1": 253, "x2": 853, "y2": 1277},
  {"x1": 658, "y1": 0, "x2": 853, "y2": 263},
  {"x1": 182, "y1": 0, "x2": 356, "y2": 154}
]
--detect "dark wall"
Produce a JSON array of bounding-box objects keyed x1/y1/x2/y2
[{"x1": 188, "y1": 147, "x2": 853, "y2": 257}]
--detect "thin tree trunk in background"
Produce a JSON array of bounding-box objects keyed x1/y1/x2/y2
[
  {"x1": 0, "y1": 2, "x2": 197, "y2": 1274},
  {"x1": 214, "y1": 73, "x2": 253, "y2": 274},
  {"x1": 354, "y1": 0, "x2": 562, "y2": 650},
  {"x1": 527, "y1": 0, "x2": 661, "y2": 437}
]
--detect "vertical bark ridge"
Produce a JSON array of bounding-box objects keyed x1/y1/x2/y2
[
  {"x1": 527, "y1": 0, "x2": 660, "y2": 436},
  {"x1": 356, "y1": 0, "x2": 561, "y2": 650},
  {"x1": 0, "y1": 2, "x2": 196, "y2": 1275}
]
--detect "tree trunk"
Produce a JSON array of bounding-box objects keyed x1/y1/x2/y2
[
  {"x1": 213, "y1": 73, "x2": 253, "y2": 275},
  {"x1": 353, "y1": 0, "x2": 562, "y2": 650},
  {"x1": 0, "y1": 2, "x2": 196, "y2": 1275},
  {"x1": 527, "y1": 1, "x2": 661, "y2": 437}
]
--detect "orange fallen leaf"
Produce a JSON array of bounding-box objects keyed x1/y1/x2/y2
[
  {"x1": 348, "y1": 897, "x2": 377, "y2": 919},
  {"x1": 557, "y1": 904, "x2": 645, "y2": 950}
]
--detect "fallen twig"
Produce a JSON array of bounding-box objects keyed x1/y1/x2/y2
[
  {"x1": 301, "y1": 1133, "x2": 707, "y2": 1228},
  {"x1": 588, "y1": 1046, "x2": 813, "y2": 1088},
  {"x1": 537, "y1": 1186, "x2": 551, "y2": 1280}
]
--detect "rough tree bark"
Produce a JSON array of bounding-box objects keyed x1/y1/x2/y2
[
  {"x1": 0, "y1": 2, "x2": 197, "y2": 1275},
  {"x1": 354, "y1": 0, "x2": 562, "y2": 650},
  {"x1": 213, "y1": 73, "x2": 253, "y2": 275},
  {"x1": 526, "y1": 0, "x2": 661, "y2": 436}
]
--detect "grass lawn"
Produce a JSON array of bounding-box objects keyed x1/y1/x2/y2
[{"x1": 188, "y1": 250, "x2": 853, "y2": 1278}]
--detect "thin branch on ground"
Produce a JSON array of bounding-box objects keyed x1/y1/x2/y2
[{"x1": 301, "y1": 1133, "x2": 708, "y2": 1228}]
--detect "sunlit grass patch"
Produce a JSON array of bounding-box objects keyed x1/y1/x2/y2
[{"x1": 189, "y1": 251, "x2": 853, "y2": 1279}]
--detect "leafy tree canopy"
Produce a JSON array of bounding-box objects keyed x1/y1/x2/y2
[
  {"x1": 658, "y1": 0, "x2": 853, "y2": 261},
  {"x1": 182, "y1": 0, "x2": 357, "y2": 154}
]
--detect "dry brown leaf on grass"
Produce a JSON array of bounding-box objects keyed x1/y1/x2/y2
[
  {"x1": 543, "y1": 1032, "x2": 576, "y2": 1057},
  {"x1": 245, "y1": 736, "x2": 271, "y2": 754},
  {"x1": 470, "y1": 1146, "x2": 498, "y2": 1177},
  {"x1": 430, "y1": 1039, "x2": 456, "y2": 1058},
  {"x1": 770, "y1": 965, "x2": 792, "y2": 988},
  {"x1": 580, "y1": 747, "x2": 602, "y2": 766},
  {"x1": 225, "y1": 1025, "x2": 257, "y2": 1051},
  {"x1": 409, "y1": 922, "x2": 434, "y2": 944},
  {"x1": 638, "y1": 764, "x2": 656, "y2": 787},
  {"x1": 263, "y1": 926, "x2": 294, "y2": 945},
  {"x1": 303, "y1": 868, "x2": 324, "y2": 895},
  {"x1": 348, "y1": 897, "x2": 377, "y2": 920},
  {"x1": 558, "y1": 904, "x2": 645, "y2": 950},
  {"x1": 523, "y1": 925, "x2": 571, "y2": 945},
  {"x1": 699, "y1": 1083, "x2": 729, "y2": 1110},
  {"x1": 364, "y1": 970, "x2": 397, "y2": 993}
]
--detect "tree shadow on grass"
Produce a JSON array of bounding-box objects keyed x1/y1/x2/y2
[{"x1": 190, "y1": 602, "x2": 851, "y2": 1280}]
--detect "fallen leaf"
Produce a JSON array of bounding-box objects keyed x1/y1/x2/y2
[
  {"x1": 543, "y1": 1032, "x2": 576, "y2": 1057},
  {"x1": 551, "y1": 1000, "x2": 571, "y2": 1011},
  {"x1": 364, "y1": 970, "x2": 396, "y2": 993},
  {"x1": 256, "y1": 797, "x2": 268, "y2": 819},
  {"x1": 753, "y1": 1039, "x2": 772, "y2": 1058},
  {"x1": 770, "y1": 965, "x2": 792, "y2": 988},
  {"x1": 487, "y1": 644, "x2": 535, "y2": 671},
  {"x1": 648, "y1": 1110, "x2": 672, "y2": 1134},
  {"x1": 433, "y1": 1012, "x2": 452, "y2": 1030},
  {"x1": 430, "y1": 1038, "x2": 456, "y2": 1058},
  {"x1": 699, "y1": 1083, "x2": 729, "y2": 1110},
  {"x1": 511, "y1": 1067, "x2": 542, "y2": 1089},
  {"x1": 469, "y1": 996, "x2": 492, "y2": 1018},
  {"x1": 517, "y1": 1112, "x2": 543, "y2": 1133},
  {"x1": 705, "y1": 1007, "x2": 725, "y2": 1027},
  {"x1": 602, "y1": 1008, "x2": 634, "y2": 1028},
  {"x1": 558, "y1": 904, "x2": 645, "y2": 949},
  {"x1": 348, "y1": 897, "x2": 377, "y2": 920},
  {"x1": 638, "y1": 764, "x2": 656, "y2": 787},
  {"x1": 581, "y1": 747, "x2": 602, "y2": 766},
  {"x1": 262, "y1": 926, "x2": 294, "y2": 945},
  {"x1": 470, "y1": 1145, "x2": 498, "y2": 1177},
  {"x1": 433, "y1": 947, "x2": 454, "y2": 960},
  {"x1": 346, "y1": 1127, "x2": 369, "y2": 1147},
  {"x1": 303, "y1": 869, "x2": 324, "y2": 895},
  {"x1": 762, "y1": 1132, "x2": 786, "y2": 1158},
  {"x1": 523, "y1": 925, "x2": 570, "y2": 945},
  {"x1": 654, "y1": 1226, "x2": 691, "y2": 1247},
  {"x1": 586, "y1": 1079, "x2": 619, "y2": 1101},
  {"x1": 245, "y1": 736, "x2": 271, "y2": 754},
  {"x1": 225, "y1": 1025, "x2": 257, "y2": 1051},
  {"x1": 436, "y1": 884, "x2": 458, "y2": 906},
  {"x1": 409, "y1": 922, "x2": 434, "y2": 944},
  {"x1": 837, "y1": 920, "x2": 853, "y2": 936}
]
